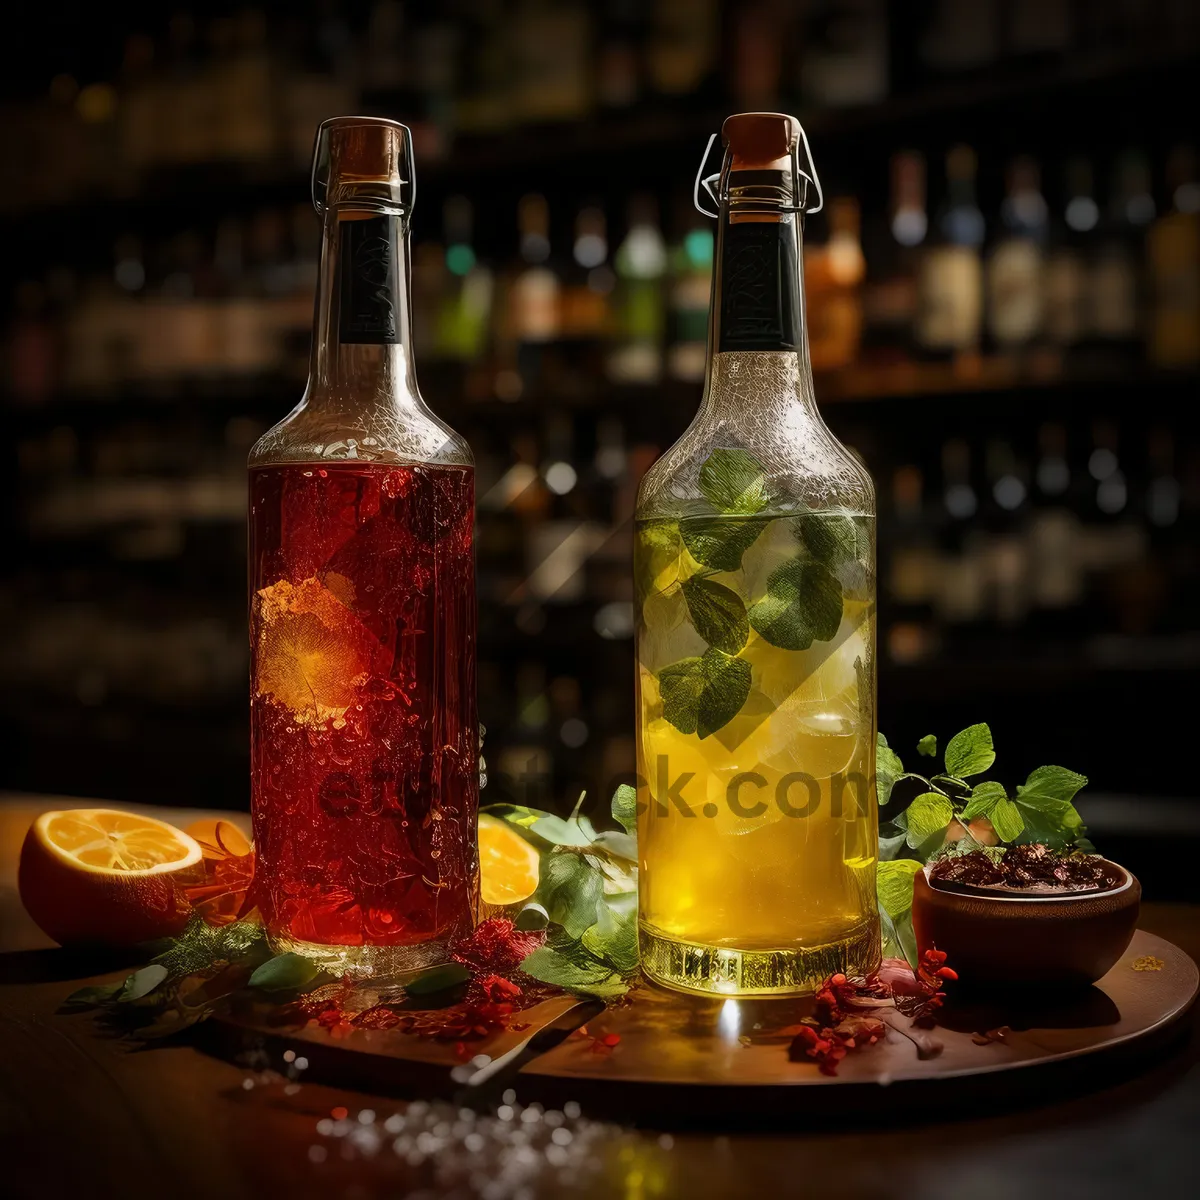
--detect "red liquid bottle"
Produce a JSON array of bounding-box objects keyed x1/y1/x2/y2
[{"x1": 248, "y1": 118, "x2": 479, "y2": 976}]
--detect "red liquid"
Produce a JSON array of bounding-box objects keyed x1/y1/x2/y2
[{"x1": 249, "y1": 462, "x2": 478, "y2": 952}]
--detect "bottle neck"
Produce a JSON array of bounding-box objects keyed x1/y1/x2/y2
[
  {"x1": 713, "y1": 207, "x2": 809, "y2": 355},
  {"x1": 308, "y1": 206, "x2": 420, "y2": 406},
  {"x1": 703, "y1": 203, "x2": 817, "y2": 425}
]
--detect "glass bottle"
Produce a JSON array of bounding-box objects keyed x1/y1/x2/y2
[
  {"x1": 634, "y1": 113, "x2": 878, "y2": 996},
  {"x1": 917, "y1": 144, "x2": 985, "y2": 359},
  {"x1": 248, "y1": 117, "x2": 479, "y2": 977}
]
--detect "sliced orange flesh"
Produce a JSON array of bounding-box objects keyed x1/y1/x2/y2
[
  {"x1": 37, "y1": 809, "x2": 202, "y2": 875},
  {"x1": 478, "y1": 814, "x2": 541, "y2": 907}
]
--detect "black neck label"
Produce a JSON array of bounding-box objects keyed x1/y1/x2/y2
[
  {"x1": 718, "y1": 220, "x2": 802, "y2": 352},
  {"x1": 338, "y1": 216, "x2": 401, "y2": 344}
]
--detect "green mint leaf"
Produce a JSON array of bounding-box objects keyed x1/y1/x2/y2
[
  {"x1": 698, "y1": 447, "x2": 770, "y2": 515},
  {"x1": 405, "y1": 963, "x2": 471, "y2": 995},
  {"x1": 248, "y1": 952, "x2": 321, "y2": 993},
  {"x1": 680, "y1": 515, "x2": 769, "y2": 571},
  {"x1": 917, "y1": 734, "x2": 937, "y2": 758},
  {"x1": 611, "y1": 783, "x2": 637, "y2": 836},
  {"x1": 62, "y1": 981, "x2": 124, "y2": 1009},
  {"x1": 990, "y1": 797, "x2": 1026, "y2": 842},
  {"x1": 944, "y1": 723, "x2": 996, "y2": 778},
  {"x1": 520, "y1": 946, "x2": 629, "y2": 998},
  {"x1": 118, "y1": 964, "x2": 169, "y2": 1002},
  {"x1": 1018, "y1": 765, "x2": 1088, "y2": 807},
  {"x1": 531, "y1": 815, "x2": 594, "y2": 847},
  {"x1": 904, "y1": 792, "x2": 955, "y2": 850},
  {"x1": 876, "y1": 733, "x2": 904, "y2": 805},
  {"x1": 960, "y1": 781, "x2": 1026, "y2": 843},
  {"x1": 591, "y1": 830, "x2": 637, "y2": 862},
  {"x1": 793, "y1": 512, "x2": 859, "y2": 566},
  {"x1": 681, "y1": 576, "x2": 749, "y2": 654},
  {"x1": 878, "y1": 826, "x2": 909, "y2": 860},
  {"x1": 537, "y1": 852, "x2": 604, "y2": 939},
  {"x1": 877, "y1": 859, "x2": 922, "y2": 918},
  {"x1": 659, "y1": 648, "x2": 752, "y2": 739},
  {"x1": 748, "y1": 559, "x2": 843, "y2": 651},
  {"x1": 959, "y1": 780, "x2": 1007, "y2": 821},
  {"x1": 580, "y1": 894, "x2": 639, "y2": 975},
  {"x1": 515, "y1": 904, "x2": 550, "y2": 932},
  {"x1": 1013, "y1": 765, "x2": 1088, "y2": 848},
  {"x1": 148, "y1": 914, "x2": 269, "y2": 978}
]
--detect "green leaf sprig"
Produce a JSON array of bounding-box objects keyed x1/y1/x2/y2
[
  {"x1": 501, "y1": 785, "x2": 641, "y2": 999},
  {"x1": 876, "y1": 723, "x2": 1092, "y2": 966},
  {"x1": 652, "y1": 447, "x2": 863, "y2": 739}
]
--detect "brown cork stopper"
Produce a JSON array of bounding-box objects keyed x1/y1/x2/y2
[
  {"x1": 721, "y1": 112, "x2": 800, "y2": 172},
  {"x1": 327, "y1": 117, "x2": 406, "y2": 186}
]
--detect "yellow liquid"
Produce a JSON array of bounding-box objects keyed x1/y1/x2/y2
[{"x1": 635, "y1": 512, "x2": 880, "y2": 995}]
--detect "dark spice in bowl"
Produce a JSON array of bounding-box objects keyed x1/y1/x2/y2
[{"x1": 929, "y1": 844, "x2": 1120, "y2": 896}]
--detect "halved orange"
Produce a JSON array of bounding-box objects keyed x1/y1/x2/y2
[
  {"x1": 478, "y1": 814, "x2": 540, "y2": 907},
  {"x1": 19, "y1": 809, "x2": 204, "y2": 948}
]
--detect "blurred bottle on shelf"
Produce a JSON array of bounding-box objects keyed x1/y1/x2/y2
[
  {"x1": 436, "y1": 195, "x2": 494, "y2": 362},
  {"x1": 807, "y1": 196, "x2": 866, "y2": 370},
  {"x1": 862, "y1": 151, "x2": 926, "y2": 364},
  {"x1": 596, "y1": 0, "x2": 645, "y2": 112},
  {"x1": 800, "y1": 0, "x2": 889, "y2": 108},
  {"x1": 980, "y1": 438, "x2": 1031, "y2": 628},
  {"x1": 665, "y1": 204, "x2": 713, "y2": 382},
  {"x1": 986, "y1": 156, "x2": 1048, "y2": 360},
  {"x1": 1146, "y1": 145, "x2": 1200, "y2": 369},
  {"x1": 1044, "y1": 157, "x2": 1097, "y2": 355},
  {"x1": 885, "y1": 463, "x2": 938, "y2": 662},
  {"x1": 935, "y1": 437, "x2": 986, "y2": 629},
  {"x1": 1088, "y1": 151, "x2": 1153, "y2": 360},
  {"x1": 729, "y1": 0, "x2": 783, "y2": 110},
  {"x1": 512, "y1": 0, "x2": 593, "y2": 124},
  {"x1": 648, "y1": 0, "x2": 719, "y2": 99},
  {"x1": 1028, "y1": 422, "x2": 1083, "y2": 619},
  {"x1": 919, "y1": 0, "x2": 1000, "y2": 73},
  {"x1": 507, "y1": 193, "x2": 561, "y2": 389},
  {"x1": 560, "y1": 204, "x2": 612, "y2": 339},
  {"x1": 607, "y1": 196, "x2": 667, "y2": 384},
  {"x1": 917, "y1": 145, "x2": 985, "y2": 360}
]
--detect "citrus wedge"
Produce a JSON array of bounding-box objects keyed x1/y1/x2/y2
[
  {"x1": 19, "y1": 809, "x2": 204, "y2": 948},
  {"x1": 478, "y1": 813, "x2": 541, "y2": 907}
]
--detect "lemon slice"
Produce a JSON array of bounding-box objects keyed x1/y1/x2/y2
[
  {"x1": 19, "y1": 808, "x2": 203, "y2": 947},
  {"x1": 478, "y1": 814, "x2": 541, "y2": 907}
]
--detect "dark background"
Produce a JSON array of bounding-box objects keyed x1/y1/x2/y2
[{"x1": 2, "y1": 2, "x2": 1198, "y2": 894}]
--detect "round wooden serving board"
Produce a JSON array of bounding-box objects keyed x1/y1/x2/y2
[{"x1": 211, "y1": 930, "x2": 1197, "y2": 1121}]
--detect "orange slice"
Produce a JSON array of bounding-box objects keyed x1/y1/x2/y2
[
  {"x1": 478, "y1": 814, "x2": 540, "y2": 907},
  {"x1": 19, "y1": 809, "x2": 203, "y2": 948}
]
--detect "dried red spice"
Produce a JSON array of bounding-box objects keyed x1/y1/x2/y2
[
  {"x1": 450, "y1": 918, "x2": 546, "y2": 977},
  {"x1": 930, "y1": 845, "x2": 1114, "y2": 893},
  {"x1": 789, "y1": 949, "x2": 955, "y2": 1074}
]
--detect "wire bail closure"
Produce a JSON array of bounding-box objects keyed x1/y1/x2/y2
[
  {"x1": 693, "y1": 122, "x2": 824, "y2": 220},
  {"x1": 311, "y1": 116, "x2": 416, "y2": 218}
]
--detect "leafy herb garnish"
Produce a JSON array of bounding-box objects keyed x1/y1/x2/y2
[
  {"x1": 747, "y1": 558, "x2": 843, "y2": 650},
  {"x1": 680, "y1": 576, "x2": 749, "y2": 654},
  {"x1": 654, "y1": 447, "x2": 861, "y2": 736},
  {"x1": 660, "y1": 648, "x2": 752, "y2": 739},
  {"x1": 699, "y1": 447, "x2": 772, "y2": 515},
  {"x1": 507, "y1": 787, "x2": 642, "y2": 998},
  {"x1": 876, "y1": 724, "x2": 1091, "y2": 967}
]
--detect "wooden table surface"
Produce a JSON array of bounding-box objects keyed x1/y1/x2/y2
[{"x1": 2, "y1": 793, "x2": 1198, "y2": 1199}]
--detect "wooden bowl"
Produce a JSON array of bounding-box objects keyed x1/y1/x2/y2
[{"x1": 911, "y1": 859, "x2": 1141, "y2": 991}]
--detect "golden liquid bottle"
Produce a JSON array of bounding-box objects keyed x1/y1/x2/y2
[{"x1": 634, "y1": 113, "x2": 879, "y2": 996}]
